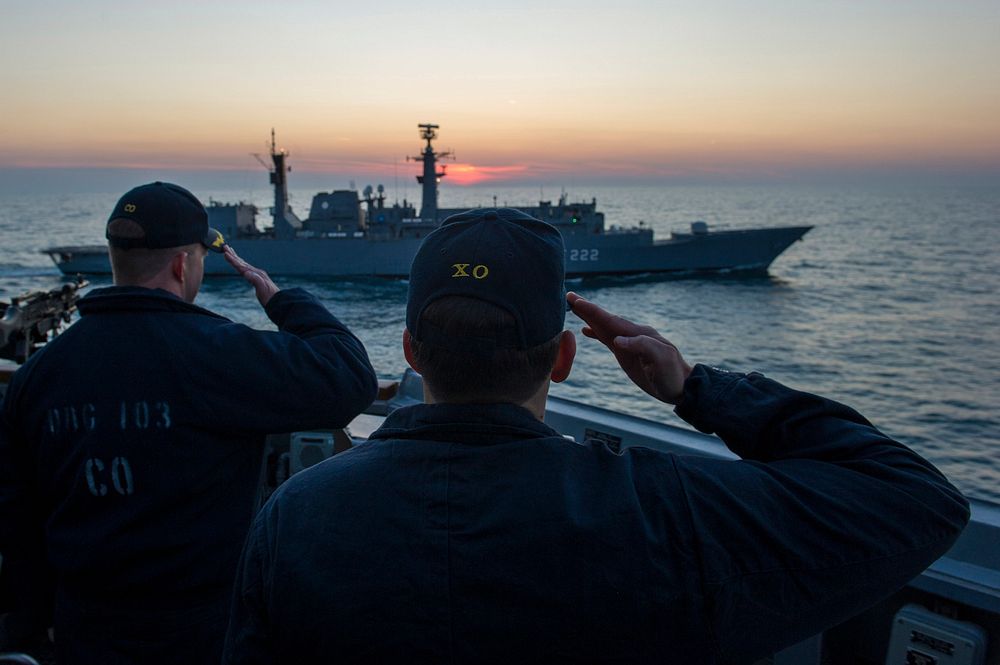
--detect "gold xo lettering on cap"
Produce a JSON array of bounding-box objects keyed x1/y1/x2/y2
[
  {"x1": 124, "y1": 203, "x2": 137, "y2": 213},
  {"x1": 451, "y1": 263, "x2": 489, "y2": 279}
]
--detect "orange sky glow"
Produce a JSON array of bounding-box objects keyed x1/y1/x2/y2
[{"x1": 2, "y1": 1, "x2": 998, "y2": 185}]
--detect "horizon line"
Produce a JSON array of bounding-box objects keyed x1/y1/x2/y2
[{"x1": 0, "y1": 164, "x2": 997, "y2": 195}]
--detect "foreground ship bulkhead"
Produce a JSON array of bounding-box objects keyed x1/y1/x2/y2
[{"x1": 43, "y1": 125, "x2": 812, "y2": 277}]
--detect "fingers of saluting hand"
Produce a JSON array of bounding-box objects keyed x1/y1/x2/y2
[
  {"x1": 225, "y1": 246, "x2": 263, "y2": 281},
  {"x1": 224, "y1": 245, "x2": 279, "y2": 306},
  {"x1": 223, "y1": 246, "x2": 252, "y2": 275},
  {"x1": 567, "y1": 292, "x2": 654, "y2": 346},
  {"x1": 613, "y1": 334, "x2": 675, "y2": 358},
  {"x1": 568, "y1": 293, "x2": 691, "y2": 404}
]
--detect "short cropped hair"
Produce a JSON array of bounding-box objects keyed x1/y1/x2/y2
[
  {"x1": 107, "y1": 218, "x2": 188, "y2": 284},
  {"x1": 409, "y1": 296, "x2": 561, "y2": 404}
]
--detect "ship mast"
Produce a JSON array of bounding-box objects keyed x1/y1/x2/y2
[
  {"x1": 253, "y1": 129, "x2": 300, "y2": 239},
  {"x1": 410, "y1": 123, "x2": 452, "y2": 221}
]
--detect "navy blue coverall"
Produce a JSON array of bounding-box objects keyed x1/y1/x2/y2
[
  {"x1": 223, "y1": 365, "x2": 968, "y2": 665},
  {"x1": 0, "y1": 286, "x2": 378, "y2": 664}
]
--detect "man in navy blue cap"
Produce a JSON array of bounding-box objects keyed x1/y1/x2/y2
[
  {"x1": 0, "y1": 182, "x2": 378, "y2": 664},
  {"x1": 224, "y1": 208, "x2": 967, "y2": 664}
]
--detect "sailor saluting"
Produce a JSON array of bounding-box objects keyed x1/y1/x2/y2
[
  {"x1": 223, "y1": 208, "x2": 968, "y2": 665},
  {"x1": 0, "y1": 182, "x2": 378, "y2": 663}
]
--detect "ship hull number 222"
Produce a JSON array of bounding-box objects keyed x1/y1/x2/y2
[{"x1": 569, "y1": 249, "x2": 599, "y2": 261}]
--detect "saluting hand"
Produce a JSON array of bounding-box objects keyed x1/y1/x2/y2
[
  {"x1": 567, "y1": 292, "x2": 692, "y2": 405},
  {"x1": 224, "y1": 246, "x2": 280, "y2": 307}
]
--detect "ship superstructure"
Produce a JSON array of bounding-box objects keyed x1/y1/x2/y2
[{"x1": 44, "y1": 124, "x2": 811, "y2": 278}]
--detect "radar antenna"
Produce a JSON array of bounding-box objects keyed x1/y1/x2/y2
[{"x1": 419, "y1": 123, "x2": 438, "y2": 144}]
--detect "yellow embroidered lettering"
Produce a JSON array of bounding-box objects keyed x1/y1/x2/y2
[
  {"x1": 124, "y1": 203, "x2": 137, "y2": 213},
  {"x1": 473, "y1": 264, "x2": 489, "y2": 279},
  {"x1": 452, "y1": 263, "x2": 470, "y2": 278}
]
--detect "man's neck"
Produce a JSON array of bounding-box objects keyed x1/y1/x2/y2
[
  {"x1": 422, "y1": 382, "x2": 550, "y2": 422},
  {"x1": 115, "y1": 277, "x2": 184, "y2": 301}
]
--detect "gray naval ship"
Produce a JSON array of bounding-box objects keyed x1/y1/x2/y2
[{"x1": 44, "y1": 124, "x2": 812, "y2": 278}]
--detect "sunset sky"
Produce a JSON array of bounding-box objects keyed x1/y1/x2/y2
[{"x1": 2, "y1": 0, "x2": 998, "y2": 185}]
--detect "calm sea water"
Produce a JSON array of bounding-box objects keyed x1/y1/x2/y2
[{"x1": 1, "y1": 183, "x2": 998, "y2": 503}]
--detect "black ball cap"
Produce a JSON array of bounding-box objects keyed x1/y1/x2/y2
[
  {"x1": 406, "y1": 208, "x2": 566, "y2": 351},
  {"x1": 106, "y1": 182, "x2": 225, "y2": 252}
]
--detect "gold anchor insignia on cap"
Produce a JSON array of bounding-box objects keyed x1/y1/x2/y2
[{"x1": 124, "y1": 203, "x2": 137, "y2": 213}]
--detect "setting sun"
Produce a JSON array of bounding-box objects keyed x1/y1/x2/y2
[{"x1": 441, "y1": 163, "x2": 531, "y2": 186}]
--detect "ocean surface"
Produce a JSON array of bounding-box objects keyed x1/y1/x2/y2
[{"x1": 1, "y1": 183, "x2": 998, "y2": 504}]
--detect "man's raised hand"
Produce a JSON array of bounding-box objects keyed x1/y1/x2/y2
[
  {"x1": 224, "y1": 246, "x2": 279, "y2": 307},
  {"x1": 567, "y1": 292, "x2": 692, "y2": 405}
]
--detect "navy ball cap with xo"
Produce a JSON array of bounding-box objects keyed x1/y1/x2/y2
[
  {"x1": 106, "y1": 181, "x2": 226, "y2": 252},
  {"x1": 406, "y1": 208, "x2": 566, "y2": 354}
]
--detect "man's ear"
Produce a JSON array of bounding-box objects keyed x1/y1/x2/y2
[
  {"x1": 402, "y1": 328, "x2": 420, "y2": 373},
  {"x1": 170, "y1": 251, "x2": 187, "y2": 285},
  {"x1": 550, "y1": 330, "x2": 576, "y2": 383}
]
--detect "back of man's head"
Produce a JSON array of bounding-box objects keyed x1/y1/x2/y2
[
  {"x1": 106, "y1": 182, "x2": 225, "y2": 284},
  {"x1": 406, "y1": 209, "x2": 566, "y2": 403}
]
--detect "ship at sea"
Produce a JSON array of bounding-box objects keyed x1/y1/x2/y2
[{"x1": 44, "y1": 124, "x2": 812, "y2": 278}]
